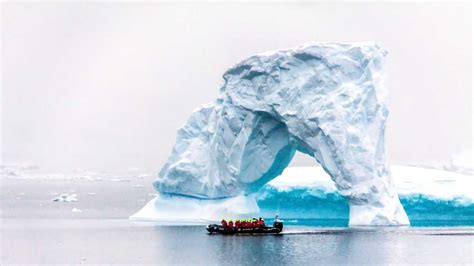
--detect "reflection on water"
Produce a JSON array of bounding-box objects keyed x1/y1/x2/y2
[{"x1": 151, "y1": 226, "x2": 473, "y2": 265}]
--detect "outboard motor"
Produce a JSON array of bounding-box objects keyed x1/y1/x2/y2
[
  {"x1": 273, "y1": 215, "x2": 283, "y2": 231},
  {"x1": 273, "y1": 220, "x2": 283, "y2": 231}
]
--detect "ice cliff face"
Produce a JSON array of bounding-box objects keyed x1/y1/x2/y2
[{"x1": 153, "y1": 43, "x2": 409, "y2": 226}]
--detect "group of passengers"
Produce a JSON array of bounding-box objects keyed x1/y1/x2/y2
[{"x1": 221, "y1": 218, "x2": 265, "y2": 229}]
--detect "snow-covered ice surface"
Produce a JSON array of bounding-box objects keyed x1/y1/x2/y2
[
  {"x1": 391, "y1": 165, "x2": 473, "y2": 202},
  {"x1": 146, "y1": 42, "x2": 408, "y2": 226}
]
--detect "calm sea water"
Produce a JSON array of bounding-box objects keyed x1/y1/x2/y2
[
  {"x1": 2, "y1": 219, "x2": 473, "y2": 265},
  {"x1": 2, "y1": 178, "x2": 473, "y2": 264}
]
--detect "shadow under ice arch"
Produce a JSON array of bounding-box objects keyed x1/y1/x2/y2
[{"x1": 132, "y1": 43, "x2": 409, "y2": 226}]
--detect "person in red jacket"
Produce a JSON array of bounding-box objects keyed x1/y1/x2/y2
[
  {"x1": 228, "y1": 219, "x2": 233, "y2": 230},
  {"x1": 221, "y1": 219, "x2": 227, "y2": 228},
  {"x1": 235, "y1": 220, "x2": 240, "y2": 230},
  {"x1": 252, "y1": 218, "x2": 258, "y2": 228}
]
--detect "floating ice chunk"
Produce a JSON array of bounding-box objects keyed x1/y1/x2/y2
[
  {"x1": 72, "y1": 208, "x2": 82, "y2": 213},
  {"x1": 52, "y1": 194, "x2": 78, "y2": 202}
]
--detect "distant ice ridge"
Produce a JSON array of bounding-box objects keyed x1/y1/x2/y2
[
  {"x1": 0, "y1": 164, "x2": 149, "y2": 182},
  {"x1": 444, "y1": 148, "x2": 473, "y2": 175},
  {"x1": 131, "y1": 166, "x2": 474, "y2": 224},
  {"x1": 141, "y1": 43, "x2": 409, "y2": 226}
]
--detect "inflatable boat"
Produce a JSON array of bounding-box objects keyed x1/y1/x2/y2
[{"x1": 206, "y1": 220, "x2": 283, "y2": 235}]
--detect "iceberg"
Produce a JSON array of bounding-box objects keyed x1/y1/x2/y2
[{"x1": 135, "y1": 43, "x2": 410, "y2": 226}]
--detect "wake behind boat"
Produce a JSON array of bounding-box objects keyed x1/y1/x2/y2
[{"x1": 206, "y1": 216, "x2": 283, "y2": 235}]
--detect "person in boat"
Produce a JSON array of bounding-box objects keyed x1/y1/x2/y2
[
  {"x1": 221, "y1": 219, "x2": 227, "y2": 228},
  {"x1": 248, "y1": 218, "x2": 252, "y2": 228},
  {"x1": 228, "y1": 219, "x2": 233, "y2": 230},
  {"x1": 258, "y1": 217, "x2": 265, "y2": 228},
  {"x1": 275, "y1": 215, "x2": 281, "y2": 222},
  {"x1": 235, "y1": 219, "x2": 240, "y2": 230}
]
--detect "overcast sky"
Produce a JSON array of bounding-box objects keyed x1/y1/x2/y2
[{"x1": 2, "y1": 2, "x2": 472, "y2": 173}]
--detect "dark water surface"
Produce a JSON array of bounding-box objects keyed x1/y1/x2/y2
[{"x1": 2, "y1": 219, "x2": 473, "y2": 265}]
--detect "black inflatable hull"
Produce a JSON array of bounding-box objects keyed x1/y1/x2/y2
[{"x1": 206, "y1": 224, "x2": 283, "y2": 235}]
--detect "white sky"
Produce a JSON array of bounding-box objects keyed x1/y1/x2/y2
[{"x1": 1, "y1": 2, "x2": 472, "y2": 173}]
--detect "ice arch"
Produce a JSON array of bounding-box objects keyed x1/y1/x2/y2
[{"x1": 135, "y1": 43, "x2": 409, "y2": 226}]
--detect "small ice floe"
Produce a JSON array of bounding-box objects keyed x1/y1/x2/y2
[
  {"x1": 132, "y1": 184, "x2": 144, "y2": 187},
  {"x1": 72, "y1": 208, "x2": 82, "y2": 213},
  {"x1": 52, "y1": 194, "x2": 78, "y2": 202},
  {"x1": 87, "y1": 192, "x2": 96, "y2": 195},
  {"x1": 148, "y1": 193, "x2": 158, "y2": 197}
]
